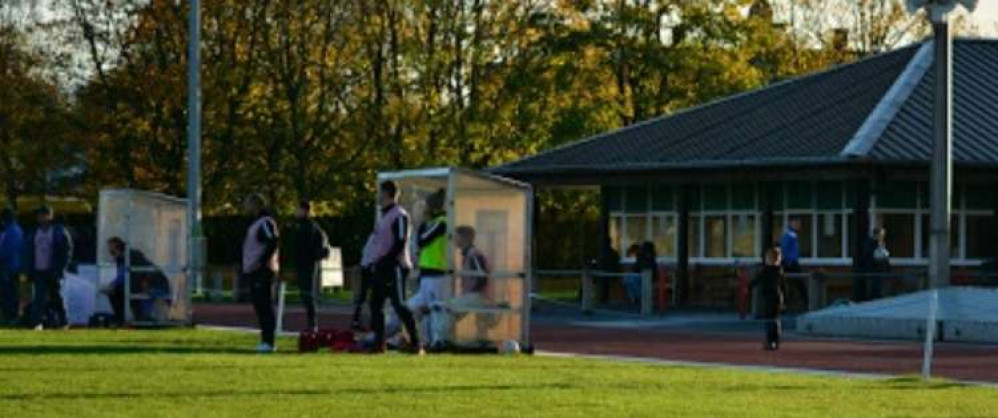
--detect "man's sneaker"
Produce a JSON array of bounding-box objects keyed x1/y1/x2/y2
[
  {"x1": 33, "y1": 324, "x2": 44, "y2": 331},
  {"x1": 255, "y1": 343, "x2": 276, "y2": 353}
]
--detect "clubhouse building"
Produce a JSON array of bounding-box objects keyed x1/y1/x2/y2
[{"x1": 494, "y1": 39, "x2": 998, "y2": 308}]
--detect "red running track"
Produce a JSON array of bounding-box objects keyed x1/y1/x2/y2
[{"x1": 194, "y1": 304, "x2": 998, "y2": 384}]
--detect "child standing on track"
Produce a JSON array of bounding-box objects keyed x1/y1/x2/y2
[{"x1": 751, "y1": 247, "x2": 787, "y2": 351}]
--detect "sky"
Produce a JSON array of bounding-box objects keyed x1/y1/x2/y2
[{"x1": 974, "y1": 1, "x2": 998, "y2": 34}]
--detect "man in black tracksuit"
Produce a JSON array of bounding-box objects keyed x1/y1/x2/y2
[
  {"x1": 367, "y1": 181, "x2": 420, "y2": 353},
  {"x1": 295, "y1": 200, "x2": 329, "y2": 331},
  {"x1": 242, "y1": 194, "x2": 280, "y2": 353}
]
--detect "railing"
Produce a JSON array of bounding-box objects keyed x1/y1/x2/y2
[{"x1": 536, "y1": 268, "x2": 672, "y2": 317}]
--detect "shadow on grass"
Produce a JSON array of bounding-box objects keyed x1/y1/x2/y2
[
  {"x1": 878, "y1": 376, "x2": 969, "y2": 390},
  {"x1": 0, "y1": 383, "x2": 575, "y2": 401},
  {"x1": 0, "y1": 345, "x2": 254, "y2": 356}
]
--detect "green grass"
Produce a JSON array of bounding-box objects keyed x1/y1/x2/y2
[{"x1": 0, "y1": 329, "x2": 996, "y2": 417}]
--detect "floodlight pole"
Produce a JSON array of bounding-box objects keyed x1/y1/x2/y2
[
  {"x1": 927, "y1": 15, "x2": 952, "y2": 290},
  {"x1": 187, "y1": 0, "x2": 203, "y2": 294}
]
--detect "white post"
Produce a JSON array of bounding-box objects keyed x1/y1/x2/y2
[
  {"x1": 922, "y1": 289, "x2": 940, "y2": 380},
  {"x1": 275, "y1": 281, "x2": 287, "y2": 335}
]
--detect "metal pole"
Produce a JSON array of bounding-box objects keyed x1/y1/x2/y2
[
  {"x1": 928, "y1": 20, "x2": 952, "y2": 289},
  {"x1": 921, "y1": 289, "x2": 939, "y2": 380},
  {"x1": 187, "y1": 0, "x2": 203, "y2": 295}
]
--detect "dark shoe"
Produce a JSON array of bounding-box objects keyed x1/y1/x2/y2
[
  {"x1": 427, "y1": 341, "x2": 448, "y2": 353},
  {"x1": 400, "y1": 344, "x2": 425, "y2": 356}
]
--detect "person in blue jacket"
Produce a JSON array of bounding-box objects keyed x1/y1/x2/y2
[
  {"x1": 24, "y1": 206, "x2": 73, "y2": 330},
  {"x1": 0, "y1": 208, "x2": 24, "y2": 325}
]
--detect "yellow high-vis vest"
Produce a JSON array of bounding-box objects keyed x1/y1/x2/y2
[{"x1": 418, "y1": 216, "x2": 447, "y2": 271}]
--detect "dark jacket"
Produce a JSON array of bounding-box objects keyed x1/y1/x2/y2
[
  {"x1": 295, "y1": 217, "x2": 329, "y2": 269},
  {"x1": 857, "y1": 237, "x2": 891, "y2": 274},
  {"x1": 113, "y1": 249, "x2": 170, "y2": 293},
  {"x1": 0, "y1": 222, "x2": 24, "y2": 274},
  {"x1": 24, "y1": 224, "x2": 73, "y2": 276},
  {"x1": 750, "y1": 265, "x2": 786, "y2": 319}
]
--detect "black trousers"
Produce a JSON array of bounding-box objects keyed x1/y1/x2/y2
[
  {"x1": 765, "y1": 319, "x2": 782, "y2": 347},
  {"x1": 298, "y1": 262, "x2": 319, "y2": 329},
  {"x1": 108, "y1": 285, "x2": 145, "y2": 326},
  {"x1": 247, "y1": 270, "x2": 276, "y2": 346},
  {"x1": 370, "y1": 264, "x2": 419, "y2": 347},
  {"x1": 31, "y1": 270, "x2": 67, "y2": 328},
  {"x1": 762, "y1": 303, "x2": 781, "y2": 347},
  {"x1": 352, "y1": 266, "x2": 372, "y2": 325}
]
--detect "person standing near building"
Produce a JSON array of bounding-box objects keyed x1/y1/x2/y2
[
  {"x1": 779, "y1": 218, "x2": 808, "y2": 308},
  {"x1": 242, "y1": 194, "x2": 280, "y2": 353},
  {"x1": 407, "y1": 190, "x2": 448, "y2": 348},
  {"x1": 367, "y1": 181, "x2": 421, "y2": 353},
  {"x1": 295, "y1": 200, "x2": 330, "y2": 331},
  {"x1": 0, "y1": 209, "x2": 24, "y2": 325},
  {"x1": 751, "y1": 247, "x2": 787, "y2": 351},
  {"x1": 856, "y1": 226, "x2": 890, "y2": 302},
  {"x1": 25, "y1": 206, "x2": 73, "y2": 330}
]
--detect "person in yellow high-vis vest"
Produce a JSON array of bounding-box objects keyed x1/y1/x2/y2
[{"x1": 406, "y1": 189, "x2": 449, "y2": 350}]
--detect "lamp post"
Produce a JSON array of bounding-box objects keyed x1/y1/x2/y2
[
  {"x1": 905, "y1": 0, "x2": 977, "y2": 381},
  {"x1": 905, "y1": 0, "x2": 977, "y2": 289},
  {"x1": 187, "y1": 0, "x2": 203, "y2": 296}
]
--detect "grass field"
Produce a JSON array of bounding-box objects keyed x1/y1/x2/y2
[{"x1": 0, "y1": 329, "x2": 996, "y2": 417}]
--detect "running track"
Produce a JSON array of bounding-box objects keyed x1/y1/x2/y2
[{"x1": 193, "y1": 303, "x2": 998, "y2": 384}]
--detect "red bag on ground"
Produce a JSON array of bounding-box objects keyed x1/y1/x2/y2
[
  {"x1": 329, "y1": 330, "x2": 356, "y2": 352},
  {"x1": 298, "y1": 331, "x2": 321, "y2": 353}
]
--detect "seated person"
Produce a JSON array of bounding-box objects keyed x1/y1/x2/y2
[
  {"x1": 101, "y1": 237, "x2": 171, "y2": 324},
  {"x1": 429, "y1": 226, "x2": 494, "y2": 350}
]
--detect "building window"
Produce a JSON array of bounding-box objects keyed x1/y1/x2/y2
[
  {"x1": 731, "y1": 214, "x2": 756, "y2": 258},
  {"x1": 652, "y1": 215, "x2": 677, "y2": 258},
  {"x1": 624, "y1": 215, "x2": 648, "y2": 253},
  {"x1": 704, "y1": 215, "x2": 727, "y2": 258},
  {"x1": 965, "y1": 214, "x2": 995, "y2": 260},
  {"x1": 786, "y1": 214, "x2": 813, "y2": 258},
  {"x1": 817, "y1": 213, "x2": 844, "y2": 258},
  {"x1": 607, "y1": 186, "x2": 678, "y2": 261},
  {"x1": 880, "y1": 213, "x2": 916, "y2": 259}
]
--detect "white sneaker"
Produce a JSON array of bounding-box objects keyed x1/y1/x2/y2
[
  {"x1": 255, "y1": 343, "x2": 276, "y2": 353},
  {"x1": 33, "y1": 324, "x2": 44, "y2": 331}
]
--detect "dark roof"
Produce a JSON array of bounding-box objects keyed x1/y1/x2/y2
[
  {"x1": 872, "y1": 40, "x2": 998, "y2": 164},
  {"x1": 494, "y1": 39, "x2": 998, "y2": 178}
]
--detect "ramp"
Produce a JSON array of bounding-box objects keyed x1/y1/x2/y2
[{"x1": 797, "y1": 287, "x2": 998, "y2": 343}]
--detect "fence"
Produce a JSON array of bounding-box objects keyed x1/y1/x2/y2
[
  {"x1": 536, "y1": 267, "x2": 675, "y2": 317},
  {"x1": 534, "y1": 264, "x2": 998, "y2": 317}
]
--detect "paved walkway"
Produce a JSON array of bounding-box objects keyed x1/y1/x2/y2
[{"x1": 193, "y1": 303, "x2": 998, "y2": 384}]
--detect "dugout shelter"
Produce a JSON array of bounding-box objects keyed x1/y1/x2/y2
[{"x1": 377, "y1": 168, "x2": 534, "y2": 351}]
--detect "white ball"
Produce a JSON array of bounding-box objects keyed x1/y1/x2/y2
[{"x1": 500, "y1": 340, "x2": 521, "y2": 355}]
